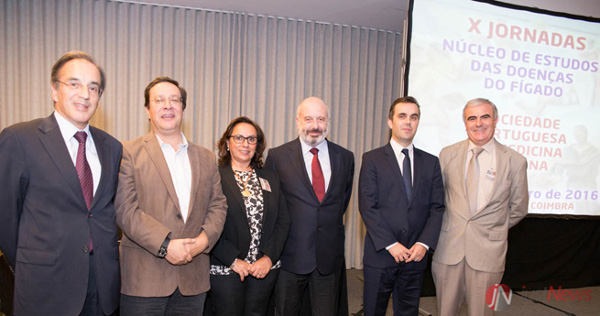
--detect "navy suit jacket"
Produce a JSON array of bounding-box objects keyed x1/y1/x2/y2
[
  {"x1": 0, "y1": 114, "x2": 122, "y2": 315},
  {"x1": 210, "y1": 166, "x2": 290, "y2": 267},
  {"x1": 265, "y1": 138, "x2": 354, "y2": 275},
  {"x1": 359, "y1": 143, "x2": 445, "y2": 271}
]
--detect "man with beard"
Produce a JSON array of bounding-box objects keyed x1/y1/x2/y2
[{"x1": 265, "y1": 97, "x2": 355, "y2": 316}]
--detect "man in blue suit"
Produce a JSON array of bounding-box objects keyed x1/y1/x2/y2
[
  {"x1": 265, "y1": 97, "x2": 354, "y2": 316},
  {"x1": 0, "y1": 51, "x2": 121, "y2": 315},
  {"x1": 359, "y1": 96, "x2": 445, "y2": 316}
]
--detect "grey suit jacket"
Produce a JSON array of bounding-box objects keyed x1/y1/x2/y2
[
  {"x1": 432, "y1": 139, "x2": 528, "y2": 273},
  {"x1": 115, "y1": 132, "x2": 227, "y2": 296}
]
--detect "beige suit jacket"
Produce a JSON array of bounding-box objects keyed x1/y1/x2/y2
[
  {"x1": 115, "y1": 133, "x2": 227, "y2": 296},
  {"x1": 433, "y1": 139, "x2": 528, "y2": 273}
]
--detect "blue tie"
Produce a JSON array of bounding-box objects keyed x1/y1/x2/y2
[{"x1": 402, "y1": 148, "x2": 412, "y2": 201}]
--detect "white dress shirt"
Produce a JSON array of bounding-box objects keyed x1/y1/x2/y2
[
  {"x1": 156, "y1": 133, "x2": 192, "y2": 223},
  {"x1": 387, "y1": 139, "x2": 429, "y2": 251},
  {"x1": 300, "y1": 138, "x2": 332, "y2": 192},
  {"x1": 54, "y1": 111, "x2": 101, "y2": 196}
]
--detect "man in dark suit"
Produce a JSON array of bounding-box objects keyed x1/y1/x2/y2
[
  {"x1": 265, "y1": 97, "x2": 355, "y2": 316},
  {"x1": 0, "y1": 51, "x2": 122, "y2": 315},
  {"x1": 359, "y1": 97, "x2": 445, "y2": 316}
]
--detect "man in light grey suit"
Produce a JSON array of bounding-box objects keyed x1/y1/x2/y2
[{"x1": 432, "y1": 98, "x2": 528, "y2": 316}]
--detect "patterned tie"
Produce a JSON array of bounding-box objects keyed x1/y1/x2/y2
[
  {"x1": 310, "y1": 148, "x2": 325, "y2": 202},
  {"x1": 74, "y1": 131, "x2": 94, "y2": 252},
  {"x1": 402, "y1": 148, "x2": 412, "y2": 201},
  {"x1": 466, "y1": 147, "x2": 484, "y2": 215}
]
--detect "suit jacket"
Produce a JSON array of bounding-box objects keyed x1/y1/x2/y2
[
  {"x1": 0, "y1": 114, "x2": 122, "y2": 315},
  {"x1": 359, "y1": 144, "x2": 445, "y2": 271},
  {"x1": 265, "y1": 138, "x2": 354, "y2": 275},
  {"x1": 432, "y1": 139, "x2": 528, "y2": 273},
  {"x1": 210, "y1": 166, "x2": 290, "y2": 267},
  {"x1": 114, "y1": 132, "x2": 227, "y2": 296}
]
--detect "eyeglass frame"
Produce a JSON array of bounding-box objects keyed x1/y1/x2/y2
[
  {"x1": 229, "y1": 134, "x2": 258, "y2": 145},
  {"x1": 151, "y1": 97, "x2": 184, "y2": 107},
  {"x1": 57, "y1": 80, "x2": 102, "y2": 96}
]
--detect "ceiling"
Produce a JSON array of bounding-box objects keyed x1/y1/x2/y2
[
  {"x1": 117, "y1": 0, "x2": 599, "y2": 33},
  {"x1": 118, "y1": 0, "x2": 409, "y2": 32}
]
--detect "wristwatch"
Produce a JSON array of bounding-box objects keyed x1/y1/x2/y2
[{"x1": 158, "y1": 236, "x2": 171, "y2": 258}]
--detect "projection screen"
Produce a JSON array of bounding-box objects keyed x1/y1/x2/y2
[{"x1": 406, "y1": 0, "x2": 600, "y2": 215}]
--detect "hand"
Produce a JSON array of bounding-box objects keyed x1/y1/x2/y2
[
  {"x1": 165, "y1": 238, "x2": 194, "y2": 265},
  {"x1": 250, "y1": 256, "x2": 273, "y2": 279},
  {"x1": 405, "y1": 243, "x2": 427, "y2": 263},
  {"x1": 184, "y1": 232, "x2": 209, "y2": 258},
  {"x1": 388, "y1": 243, "x2": 412, "y2": 263},
  {"x1": 231, "y1": 259, "x2": 252, "y2": 282}
]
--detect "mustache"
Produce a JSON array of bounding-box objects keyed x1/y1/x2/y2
[{"x1": 306, "y1": 128, "x2": 323, "y2": 134}]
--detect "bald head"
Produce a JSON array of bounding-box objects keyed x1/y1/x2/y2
[{"x1": 296, "y1": 97, "x2": 330, "y2": 146}]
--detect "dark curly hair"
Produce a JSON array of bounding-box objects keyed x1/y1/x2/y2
[{"x1": 217, "y1": 116, "x2": 266, "y2": 168}]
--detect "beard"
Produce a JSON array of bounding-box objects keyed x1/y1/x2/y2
[{"x1": 299, "y1": 126, "x2": 328, "y2": 146}]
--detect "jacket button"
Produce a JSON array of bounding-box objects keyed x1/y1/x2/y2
[
  {"x1": 83, "y1": 246, "x2": 89, "y2": 253},
  {"x1": 88, "y1": 212, "x2": 93, "y2": 218},
  {"x1": 176, "y1": 214, "x2": 182, "y2": 219},
  {"x1": 402, "y1": 229, "x2": 407, "y2": 233}
]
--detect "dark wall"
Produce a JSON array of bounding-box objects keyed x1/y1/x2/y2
[{"x1": 421, "y1": 217, "x2": 600, "y2": 296}]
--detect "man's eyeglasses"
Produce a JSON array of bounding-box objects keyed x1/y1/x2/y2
[
  {"x1": 57, "y1": 80, "x2": 101, "y2": 97},
  {"x1": 229, "y1": 135, "x2": 258, "y2": 145},
  {"x1": 152, "y1": 97, "x2": 183, "y2": 107}
]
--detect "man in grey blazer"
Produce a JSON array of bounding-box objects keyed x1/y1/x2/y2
[
  {"x1": 115, "y1": 77, "x2": 227, "y2": 315},
  {"x1": 432, "y1": 98, "x2": 529, "y2": 316},
  {"x1": 0, "y1": 51, "x2": 122, "y2": 315}
]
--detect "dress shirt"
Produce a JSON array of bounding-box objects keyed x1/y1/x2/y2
[
  {"x1": 387, "y1": 140, "x2": 428, "y2": 251},
  {"x1": 300, "y1": 139, "x2": 332, "y2": 192},
  {"x1": 465, "y1": 139, "x2": 497, "y2": 211},
  {"x1": 54, "y1": 111, "x2": 101, "y2": 195},
  {"x1": 156, "y1": 133, "x2": 192, "y2": 223}
]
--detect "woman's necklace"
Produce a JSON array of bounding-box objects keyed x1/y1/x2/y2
[{"x1": 234, "y1": 168, "x2": 254, "y2": 197}]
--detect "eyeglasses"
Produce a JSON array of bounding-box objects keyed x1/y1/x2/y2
[
  {"x1": 302, "y1": 116, "x2": 327, "y2": 124},
  {"x1": 152, "y1": 97, "x2": 183, "y2": 107},
  {"x1": 57, "y1": 80, "x2": 101, "y2": 96},
  {"x1": 229, "y1": 135, "x2": 258, "y2": 145}
]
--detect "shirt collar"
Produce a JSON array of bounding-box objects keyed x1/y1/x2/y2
[
  {"x1": 389, "y1": 138, "x2": 414, "y2": 156},
  {"x1": 300, "y1": 137, "x2": 328, "y2": 155},
  {"x1": 54, "y1": 111, "x2": 90, "y2": 143},
  {"x1": 468, "y1": 138, "x2": 495, "y2": 153},
  {"x1": 155, "y1": 132, "x2": 189, "y2": 151}
]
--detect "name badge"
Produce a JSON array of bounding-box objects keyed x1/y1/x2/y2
[
  {"x1": 486, "y1": 168, "x2": 496, "y2": 180},
  {"x1": 259, "y1": 177, "x2": 272, "y2": 192}
]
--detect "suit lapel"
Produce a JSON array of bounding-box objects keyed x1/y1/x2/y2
[
  {"x1": 220, "y1": 165, "x2": 247, "y2": 213},
  {"x1": 383, "y1": 144, "x2": 410, "y2": 203},
  {"x1": 89, "y1": 127, "x2": 111, "y2": 211},
  {"x1": 288, "y1": 138, "x2": 318, "y2": 201},
  {"x1": 486, "y1": 142, "x2": 509, "y2": 206},
  {"x1": 411, "y1": 147, "x2": 424, "y2": 203},
  {"x1": 142, "y1": 133, "x2": 181, "y2": 212},
  {"x1": 38, "y1": 115, "x2": 88, "y2": 210},
  {"x1": 186, "y1": 143, "x2": 202, "y2": 222},
  {"x1": 452, "y1": 140, "x2": 471, "y2": 219}
]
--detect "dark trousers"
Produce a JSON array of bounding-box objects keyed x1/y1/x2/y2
[
  {"x1": 81, "y1": 252, "x2": 111, "y2": 316},
  {"x1": 275, "y1": 268, "x2": 342, "y2": 316},
  {"x1": 120, "y1": 288, "x2": 206, "y2": 316},
  {"x1": 207, "y1": 268, "x2": 278, "y2": 316},
  {"x1": 363, "y1": 264, "x2": 424, "y2": 316}
]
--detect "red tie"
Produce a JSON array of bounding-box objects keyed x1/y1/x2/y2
[
  {"x1": 310, "y1": 148, "x2": 325, "y2": 202},
  {"x1": 74, "y1": 131, "x2": 94, "y2": 251}
]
